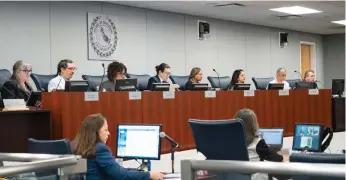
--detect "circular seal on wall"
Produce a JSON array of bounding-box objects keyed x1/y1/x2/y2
[{"x1": 89, "y1": 16, "x2": 118, "y2": 58}]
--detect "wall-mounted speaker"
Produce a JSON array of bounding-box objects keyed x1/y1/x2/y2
[
  {"x1": 198, "y1": 20, "x2": 210, "y2": 40},
  {"x1": 279, "y1": 32, "x2": 289, "y2": 48}
]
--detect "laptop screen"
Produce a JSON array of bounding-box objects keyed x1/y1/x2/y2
[{"x1": 259, "y1": 128, "x2": 284, "y2": 145}]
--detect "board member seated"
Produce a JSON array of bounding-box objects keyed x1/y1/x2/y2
[
  {"x1": 71, "y1": 113, "x2": 164, "y2": 180},
  {"x1": 185, "y1": 67, "x2": 203, "y2": 90},
  {"x1": 303, "y1": 70, "x2": 316, "y2": 82},
  {"x1": 99, "y1": 61, "x2": 127, "y2": 92},
  {"x1": 1, "y1": 60, "x2": 33, "y2": 102},
  {"x1": 227, "y1": 69, "x2": 246, "y2": 90},
  {"x1": 147, "y1": 63, "x2": 180, "y2": 91},
  {"x1": 48, "y1": 59, "x2": 76, "y2": 92},
  {"x1": 268, "y1": 68, "x2": 290, "y2": 90}
]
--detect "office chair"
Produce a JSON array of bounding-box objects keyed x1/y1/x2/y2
[
  {"x1": 188, "y1": 119, "x2": 250, "y2": 180},
  {"x1": 252, "y1": 77, "x2": 274, "y2": 90},
  {"x1": 170, "y1": 75, "x2": 189, "y2": 91},
  {"x1": 81, "y1": 75, "x2": 103, "y2": 92},
  {"x1": 0, "y1": 69, "x2": 11, "y2": 108},
  {"x1": 286, "y1": 79, "x2": 302, "y2": 89},
  {"x1": 127, "y1": 73, "x2": 151, "y2": 91},
  {"x1": 30, "y1": 73, "x2": 57, "y2": 92},
  {"x1": 207, "y1": 76, "x2": 231, "y2": 90}
]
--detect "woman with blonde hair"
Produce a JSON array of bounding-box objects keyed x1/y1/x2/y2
[{"x1": 185, "y1": 67, "x2": 203, "y2": 90}]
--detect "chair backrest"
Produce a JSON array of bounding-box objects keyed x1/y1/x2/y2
[
  {"x1": 286, "y1": 79, "x2": 302, "y2": 89},
  {"x1": 188, "y1": 119, "x2": 249, "y2": 161},
  {"x1": 28, "y1": 138, "x2": 72, "y2": 154},
  {"x1": 290, "y1": 153, "x2": 345, "y2": 164},
  {"x1": 127, "y1": 73, "x2": 150, "y2": 91},
  {"x1": 252, "y1": 77, "x2": 274, "y2": 90},
  {"x1": 207, "y1": 76, "x2": 231, "y2": 90},
  {"x1": 30, "y1": 73, "x2": 57, "y2": 92},
  {"x1": 0, "y1": 69, "x2": 11, "y2": 107},
  {"x1": 170, "y1": 75, "x2": 189, "y2": 91},
  {"x1": 81, "y1": 75, "x2": 103, "y2": 92}
]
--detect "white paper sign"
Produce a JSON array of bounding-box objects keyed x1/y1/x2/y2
[
  {"x1": 205, "y1": 91, "x2": 216, "y2": 98},
  {"x1": 244, "y1": 90, "x2": 255, "y2": 97},
  {"x1": 279, "y1": 90, "x2": 290, "y2": 96},
  {"x1": 308, "y1": 89, "x2": 319, "y2": 95},
  {"x1": 129, "y1": 92, "x2": 141, "y2": 100},
  {"x1": 84, "y1": 92, "x2": 99, "y2": 101},
  {"x1": 163, "y1": 91, "x2": 175, "y2": 99},
  {"x1": 3, "y1": 99, "x2": 26, "y2": 109}
]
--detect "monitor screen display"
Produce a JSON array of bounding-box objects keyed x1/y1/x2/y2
[
  {"x1": 292, "y1": 124, "x2": 323, "y2": 152},
  {"x1": 259, "y1": 128, "x2": 283, "y2": 145},
  {"x1": 116, "y1": 124, "x2": 162, "y2": 160}
]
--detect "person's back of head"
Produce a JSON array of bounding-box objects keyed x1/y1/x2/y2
[{"x1": 234, "y1": 108, "x2": 259, "y2": 146}]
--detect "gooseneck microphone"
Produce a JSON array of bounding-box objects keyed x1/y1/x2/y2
[
  {"x1": 294, "y1": 70, "x2": 303, "y2": 80},
  {"x1": 213, "y1": 69, "x2": 222, "y2": 90},
  {"x1": 54, "y1": 75, "x2": 63, "y2": 92},
  {"x1": 99, "y1": 63, "x2": 106, "y2": 91},
  {"x1": 160, "y1": 132, "x2": 179, "y2": 148}
]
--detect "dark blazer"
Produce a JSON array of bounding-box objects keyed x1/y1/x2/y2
[
  {"x1": 147, "y1": 75, "x2": 176, "y2": 90},
  {"x1": 185, "y1": 79, "x2": 195, "y2": 91},
  {"x1": 87, "y1": 143, "x2": 150, "y2": 180},
  {"x1": 256, "y1": 139, "x2": 283, "y2": 162},
  {"x1": 1, "y1": 80, "x2": 32, "y2": 102}
]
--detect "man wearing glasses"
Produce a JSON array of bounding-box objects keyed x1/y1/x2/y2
[{"x1": 48, "y1": 59, "x2": 76, "y2": 92}]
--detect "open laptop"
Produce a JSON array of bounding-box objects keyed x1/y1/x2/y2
[{"x1": 258, "y1": 128, "x2": 284, "y2": 152}]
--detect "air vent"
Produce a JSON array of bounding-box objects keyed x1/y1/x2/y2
[
  {"x1": 214, "y1": 3, "x2": 246, "y2": 7},
  {"x1": 277, "y1": 15, "x2": 302, "y2": 20}
]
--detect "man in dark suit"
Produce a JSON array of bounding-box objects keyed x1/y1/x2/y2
[{"x1": 147, "y1": 63, "x2": 180, "y2": 91}]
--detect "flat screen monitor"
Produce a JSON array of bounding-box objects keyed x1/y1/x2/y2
[
  {"x1": 292, "y1": 123, "x2": 323, "y2": 152},
  {"x1": 116, "y1": 124, "x2": 162, "y2": 160},
  {"x1": 295, "y1": 82, "x2": 317, "y2": 89},
  {"x1": 191, "y1": 83, "x2": 208, "y2": 91},
  {"x1": 26, "y1": 91, "x2": 41, "y2": 107},
  {"x1": 332, "y1": 79, "x2": 344, "y2": 96},
  {"x1": 233, "y1": 83, "x2": 251, "y2": 90},
  {"x1": 151, "y1": 83, "x2": 170, "y2": 91},
  {"x1": 258, "y1": 128, "x2": 284, "y2": 151},
  {"x1": 65, "y1": 80, "x2": 89, "y2": 92},
  {"x1": 268, "y1": 83, "x2": 284, "y2": 90},
  {"x1": 115, "y1": 78, "x2": 137, "y2": 91}
]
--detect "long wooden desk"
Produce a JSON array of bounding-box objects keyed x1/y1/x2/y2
[{"x1": 42, "y1": 89, "x2": 332, "y2": 154}]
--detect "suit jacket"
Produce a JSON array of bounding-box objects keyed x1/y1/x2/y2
[
  {"x1": 87, "y1": 143, "x2": 150, "y2": 180},
  {"x1": 147, "y1": 75, "x2": 176, "y2": 90},
  {"x1": 1, "y1": 80, "x2": 32, "y2": 102}
]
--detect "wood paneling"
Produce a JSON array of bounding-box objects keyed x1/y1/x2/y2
[{"x1": 301, "y1": 44, "x2": 311, "y2": 74}]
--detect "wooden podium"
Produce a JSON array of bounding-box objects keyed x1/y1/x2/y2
[{"x1": 42, "y1": 89, "x2": 332, "y2": 154}]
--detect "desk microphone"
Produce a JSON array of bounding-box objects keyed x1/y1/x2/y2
[
  {"x1": 99, "y1": 63, "x2": 106, "y2": 91},
  {"x1": 0, "y1": 83, "x2": 19, "y2": 99},
  {"x1": 54, "y1": 75, "x2": 63, "y2": 92},
  {"x1": 160, "y1": 132, "x2": 179, "y2": 148},
  {"x1": 213, "y1": 69, "x2": 222, "y2": 90},
  {"x1": 294, "y1": 70, "x2": 303, "y2": 80}
]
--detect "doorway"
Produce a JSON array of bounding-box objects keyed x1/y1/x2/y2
[{"x1": 300, "y1": 41, "x2": 316, "y2": 78}]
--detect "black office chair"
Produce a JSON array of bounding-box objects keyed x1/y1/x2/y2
[
  {"x1": 81, "y1": 75, "x2": 103, "y2": 92},
  {"x1": 207, "y1": 76, "x2": 231, "y2": 90},
  {"x1": 30, "y1": 73, "x2": 57, "y2": 92},
  {"x1": 170, "y1": 75, "x2": 189, "y2": 91},
  {"x1": 127, "y1": 73, "x2": 150, "y2": 91},
  {"x1": 0, "y1": 69, "x2": 11, "y2": 108},
  {"x1": 252, "y1": 77, "x2": 274, "y2": 90},
  {"x1": 286, "y1": 79, "x2": 302, "y2": 89}
]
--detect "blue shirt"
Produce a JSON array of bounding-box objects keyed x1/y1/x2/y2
[{"x1": 87, "y1": 143, "x2": 150, "y2": 180}]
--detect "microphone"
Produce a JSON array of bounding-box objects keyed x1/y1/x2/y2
[
  {"x1": 159, "y1": 132, "x2": 179, "y2": 149},
  {"x1": 213, "y1": 69, "x2": 222, "y2": 90},
  {"x1": 54, "y1": 76, "x2": 63, "y2": 92},
  {"x1": 294, "y1": 70, "x2": 303, "y2": 80},
  {"x1": 0, "y1": 83, "x2": 19, "y2": 99},
  {"x1": 99, "y1": 63, "x2": 106, "y2": 91}
]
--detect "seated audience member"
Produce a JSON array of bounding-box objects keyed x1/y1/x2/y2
[
  {"x1": 227, "y1": 69, "x2": 246, "y2": 90},
  {"x1": 147, "y1": 63, "x2": 180, "y2": 91},
  {"x1": 268, "y1": 68, "x2": 290, "y2": 89},
  {"x1": 1, "y1": 60, "x2": 33, "y2": 101},
  {"x1": 303, "y1": 70, "x2": 316, "y2": 82},
  {"x1": 71, "y1": 113, "x2": 164, "y2": 180},
  {"x1": 99, "y1": 61, "x2": 127, "y2": 92},
  {"x1": 185, "y1": 67, "x2": 203, "y2": 90},
  {"x1": 48, "y1": 59, "x2": 76, "y2": 92}
]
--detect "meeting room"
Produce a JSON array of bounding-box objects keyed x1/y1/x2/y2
[{"x1": 0, "y1": 1, "x2": 345, "y2": 180}]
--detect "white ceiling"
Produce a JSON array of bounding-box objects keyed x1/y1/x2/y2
[{"x1": 111, "y1": 1, "x2": 345, "y2": 35}]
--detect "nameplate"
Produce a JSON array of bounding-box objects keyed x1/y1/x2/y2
[
  {"x1": 279, "y1": 90, "x2": 289, "y2": 96},
  {"x1": 205, "y1": 91, "x2": 216, "y2": 98},
  {"x1": 129, "y1": 92, "x2": 141, "y2": 100},
  {"x1": 308, "y1": 89, "x2": 319, "y2": 95},
  {"x1": 84, "y1": 92, "x2": 99, "y2": 101},
  {"x1": 244, "y1": 90, "x2": 255, "y2": 97},
  {"x1": 3, "y1": 99, "x2": 27, "y2": 109},
  {"x1": 163, "y1": 91, "x2": 175, "y2": 99}
]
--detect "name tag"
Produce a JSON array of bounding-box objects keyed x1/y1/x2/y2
[
  {"x1": 84, "y1": 92, "x2": 99, "y2": 101},
  {"x1": 279, "y1": 90, "x2": 289, "y2": 96},
  {"x1": 244, "y1": 90, "x2": 255, "y2": 97},
  {"x1": 129, "y1": 92, "x2": 141, "y2": 100},
  {"x1": 308, "y1": 89, "x2": 319, "y2": 95},
  {"x1": 3, "y1": 99, "x2": 27, "y2": 109},
  {"x1": 205, "y1": 91, "x2": 216, "y2": 98},
  {"x1": 163, "y1": 91, "x2": 175, "y2": 99}
]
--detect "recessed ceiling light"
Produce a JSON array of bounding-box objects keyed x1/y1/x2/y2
[
  {"x1": 331, "y1": 20, "x2": 346, "y2": 26},
  {"x1": 270, "y1": 6, "x2": 322, "y2": 15}
]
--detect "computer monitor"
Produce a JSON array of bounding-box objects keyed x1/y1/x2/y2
[
  {"x1": 258, "y1": 128, "x2": 284, "y2": 151},
  {"x1": 292, "y1": 123, "x2": 324, "y2": 152},
  {"x1": 65, "y1": 80, "x2": 89, "y2": 92},
  {"x1": 267, "y1": 83, "x2": 284, "y2": 90},
  {"x1": 191, "y1": 83, "x2": 208, "y2": 91},
  {"x1": 115, "y1": 78, "x2": 137, "y2": 91},
  {"x1": 26, "y1": 91, "x2": 41, "y2": 107},
  {"x1": 116, "y1": 124, "x2": 162, "y2": 160},
  {"x1": 233, "y1": 83, "x2": 251, "y2": 90},
  {"x1": 295, "y1": 82, "x2": 317, "y2": 89},
  {"x1": 332, "y1": 79, "x2": 344, "y2": 96},
  {"x1": 151, "y1": 83, "x2": 170, "y2": 91}
]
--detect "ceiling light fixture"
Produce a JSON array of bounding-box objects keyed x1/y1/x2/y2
[
  {"x1": 331, "y1": 20, "x2": 346, "y2": 26},
  {"x1": 270, "y1": 6, "x2": 322, "y2": 15}
]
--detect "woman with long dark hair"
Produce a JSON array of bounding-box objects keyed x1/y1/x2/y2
[{"x1": 227, "y1": 69, "x2": 245, "y2": 90}]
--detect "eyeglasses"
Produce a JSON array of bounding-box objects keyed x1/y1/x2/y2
[
  {"x1": 20, "y1": 69, "x2": 32, "y2": 73},
  {"x1": 165, "y1": 72, "x2": 171, "y2": 76},
  {"x1": 66, "y1": 67, "x2": 77, "y2": 71}
]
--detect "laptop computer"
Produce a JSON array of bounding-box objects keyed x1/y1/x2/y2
[{"x1": 258, "y1": 128, "x2": 284, "y2": 152}]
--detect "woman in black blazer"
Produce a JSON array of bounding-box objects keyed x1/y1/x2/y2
[
  {"x1": 185, "y1": 67, "x2": 203, "y2": 90},
  {"x1": 1, "y1": 60, "x2": 33, "y2": 102},
  {"x1": 147, "y1": 63, "x2": 180, "y2": 91}
]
